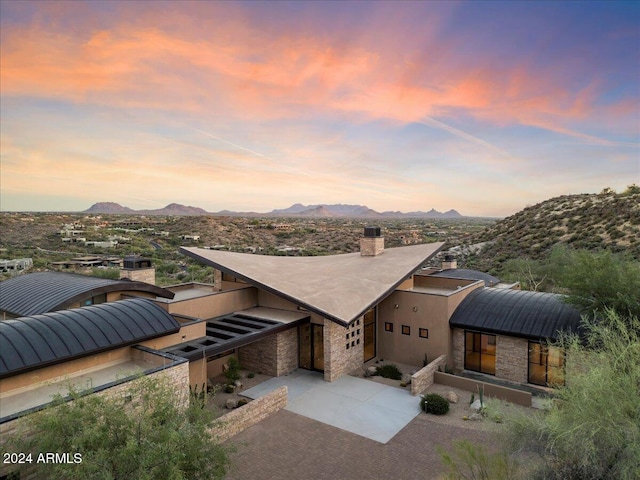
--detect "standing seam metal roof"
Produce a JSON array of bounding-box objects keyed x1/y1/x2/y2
[
  {"x1": 0, "y1": 298, "x2": 180, "y2": 378},
  {"x1": 449, "y1": 288, "x2": 582, "y2": 341},
  {"x1": 0, "y1": 271, "x2": 175, "y2": 317}
]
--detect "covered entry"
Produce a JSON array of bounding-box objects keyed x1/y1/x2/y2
[{"x1": 299, "y1": 323, "x2": 324, "y2": 372}]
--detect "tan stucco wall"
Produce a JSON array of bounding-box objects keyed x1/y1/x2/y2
[
  {"x1": 164, "y1": 287, "x2": 257, "y2": 319},
  {"x1": 256, "y1": 290, "x2": 300, "y2": 312},
  {"x1": 377, "y1": 291, "x2": 450, "y2": 367},
  {"x1": 189, "y1": 358, "x2": 208, "y2": 388},
  {"x1": 0, "y1": 347, "x2": 131, "y2": 394},
  {"x1": 141, "y1": 322, "x2": 207, "y2": 351},
  {"x1": 376, "y1": 283, "x2": 482, "y2": 367},
  {"x1": 206, "y1": 353, "x2": 235, "y2": 379}
]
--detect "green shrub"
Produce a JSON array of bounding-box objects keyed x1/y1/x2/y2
[
  {"x1": 375, "y1": 364, "x2": 402, "y2": 380},
  {"x1": 421, "y1": 393, "x2": 450, "y2": 415},
  {"x1": 247, "y1": 372, "x2": 255, "y2": 379},
  {"x1": 224, "y1": 356, "x2": 241, "y2": 384}
]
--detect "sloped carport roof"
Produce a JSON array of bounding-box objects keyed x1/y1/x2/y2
[
  {"x1": 0, "y1": 271, "x2": 175, "y2": 317},
  {"x1": 181, "y1": 242, "x2": 445, "y2": 326},
  {"x1": 0, "y1": 298, "x2": 180, "y2": 378},
  {"x1": 449, "y1": 287, "x2": 582, "y2": 341}
]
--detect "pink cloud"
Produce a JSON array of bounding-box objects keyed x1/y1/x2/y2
[{"x1": 1, "y1": 2, "x2": 636, "y2": 144}]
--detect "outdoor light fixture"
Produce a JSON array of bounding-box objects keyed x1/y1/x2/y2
[
  {"x1": 394, "y1": 304, "x2": 399, "y2": 309},
  {"x1": 413, "y1": 306, "x2": 419, "y2": 312}
]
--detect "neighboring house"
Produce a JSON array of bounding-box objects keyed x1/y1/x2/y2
[{"x1": 0, "y1": 228, "x2": 582, "y2": 433}]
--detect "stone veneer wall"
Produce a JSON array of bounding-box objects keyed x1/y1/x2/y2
[
  {"x1": 410, "y1": 354, "x2": 447, "y2": 396},
  {"x1": 324, "y1": 319, "x2": 363, "y2": 382},
  {"x1": 452, "y1": 328, "x2": 465, "y2": 371},
  {"x1": 119, "y1": 267, "x2": 156, "y2": 285},
  {"x1": 0, "y1": 361, "x2": 189, "y2": 479},
  {"x1": 238, "y1": 327, "x2": 298, "y2": 377},
  {"x1": 496, "y1": 335, "x2": 529, "y2": 383},
  {"x1": 212, "y1": 386, "x2": 288, "y2": 443},
  {"x1": 359, "y1": 237, "x2": 384, "y2": 256}
]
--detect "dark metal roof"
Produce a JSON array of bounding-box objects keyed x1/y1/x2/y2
[
  {"x1": 0, "y1": 298, "x2": 180, "y2": 378},
  {"x1": 0, "y1": 271, "x2": 174, "y2": 317},
  {"x1": 163, "y1": 312, "x2": 308, "y2": 360},
  {"x1": 449, "y1": 288, "x2": 582, "y2": 341},
  {"x1": 430, "y1": 269, "x2": 501, "y2": 287}
]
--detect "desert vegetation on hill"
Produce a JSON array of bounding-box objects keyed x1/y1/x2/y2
[{"x1": 466, "y1": 186, "x2": 640, "y2": 275}]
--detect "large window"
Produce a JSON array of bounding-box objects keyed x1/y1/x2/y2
[
  {"x1": 528, "y1": 342, "x2": 565, "y2": 386},
  {"x1": 464, "y1": 331, "x2": 496, "y2": 375}
]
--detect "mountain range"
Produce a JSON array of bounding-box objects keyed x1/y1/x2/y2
[{"x1": 83, "y1": 202, "x2": 463, "y2": 218}]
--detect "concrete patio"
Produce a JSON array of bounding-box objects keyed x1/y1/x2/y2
[{"x1": 241, "y1": 369, "x2": 421, "y2": 443}]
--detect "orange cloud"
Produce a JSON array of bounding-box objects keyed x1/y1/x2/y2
[{"x1": 1, "y1": 3, "x2": 635, "y2": 147}]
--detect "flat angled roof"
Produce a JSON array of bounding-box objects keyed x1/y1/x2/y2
[
  {"x1": 181, "y1": 242, "x2": 445, "y2": 326},
  {"x1": 0, "y1": 271, "x2": 175, "y2": 317}
]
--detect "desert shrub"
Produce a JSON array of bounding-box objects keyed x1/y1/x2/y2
[
  {"x1": 375, "y1": 363, "x2": 402, "y2": 380},
  {"x1": 224, "y1": 356, "x2": 241, "y2": 384},
  {"x1": 439, "y1": 440, "x2": 519, "y2": 480},
  {"x1": 421, "y1": 393, "x2": 450, "y2": 415}
]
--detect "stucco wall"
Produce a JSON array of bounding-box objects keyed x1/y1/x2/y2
[
  {"x1": 165, "y1": 287, "x2": 257, "y2": 319},
  {"x1": 0, "y1": 347, "x2": 132, "y2": 393},
  {"x1": 377, "y1": 290, "x2": 451, "y2": 367}
]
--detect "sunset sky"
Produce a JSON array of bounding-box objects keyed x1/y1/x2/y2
[{"x1": 1, "y1": 1, "x2": 638, "y2": 217}]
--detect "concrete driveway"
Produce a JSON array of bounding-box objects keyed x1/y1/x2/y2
[{"x1": 241, "y1": 369, "x2": 421, "y2": 444}]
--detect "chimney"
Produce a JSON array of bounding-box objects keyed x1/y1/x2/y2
[
  {"x1": 120, "y1": 255, "x2": 156, "y2": 285},
  {"x1": 442, "y1": 253, "x2": 457, "y2": 270},
  {"x1": 360, "y1": 226, "x2": 384, "y2": 256}
]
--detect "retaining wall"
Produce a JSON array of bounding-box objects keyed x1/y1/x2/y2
[
  {"x1": 213, "y1": 386, "x2": 288, "y2": 442},
  {"x1": 434, "y1": 371, "x2": 532, "y2": 406},
  {"x1": 410, "y1": 354, "x2": 447, "y2": 396}
]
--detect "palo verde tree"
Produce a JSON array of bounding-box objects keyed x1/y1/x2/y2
[
  {"x1": 3, "y1": 375, "x2": 231, "y2": 480},
  {"x1": 545, "y1": 245, "x2": 640, "y2": 319}
]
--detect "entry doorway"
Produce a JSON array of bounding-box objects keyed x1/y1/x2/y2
[
  {"x1": 363, "y1": 308, "x2": 376, "y2": 362},
  {"x1": 299, "y1": 323, "x2": 324, "y2": 372}
]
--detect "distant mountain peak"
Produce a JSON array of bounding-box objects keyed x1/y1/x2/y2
[{"x1": 82, "y1": 201, "x2": 463, "y2": 218}]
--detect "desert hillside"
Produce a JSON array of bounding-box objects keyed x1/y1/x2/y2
[{"x1": 469, "y1": 187, "x2": 640, "y2": 273}]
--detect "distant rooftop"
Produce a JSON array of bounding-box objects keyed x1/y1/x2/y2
[
  {"x1": 428, "y1": 268, "x2": 501, "y2": 287},
  {"x1": 0, "y1": 271, "x2": 174, "y2": 317}
]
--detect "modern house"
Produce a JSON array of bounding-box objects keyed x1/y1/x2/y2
[{"x1": 0, "y1": 227, "x2": 582, "y2": 429}]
